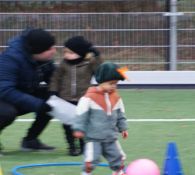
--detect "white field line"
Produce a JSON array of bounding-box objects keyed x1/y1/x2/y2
[{"x1": 15, "y1": 118, "x2": 195, "y2": 122}]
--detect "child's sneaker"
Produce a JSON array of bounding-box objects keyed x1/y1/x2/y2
[
  {"x1": 81, "y1": 172, "x2": 92, "y2": 175},
  {"x1": 112, "y1": 170, "x2": 126, "y2": 175}
]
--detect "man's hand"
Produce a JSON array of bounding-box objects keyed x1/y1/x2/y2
[
  {"x1": 121, "y1": 130, "x2": 128, "y2": 139},
  {"x1": 49, "y1": 91, "x2": 59, "y2": 96},
  {"x1": 39, "y1": 103, "x2": 52, "y2": 115},
  {"x1": 73, "y1": 131, "x2": 84, "y2": 138}
]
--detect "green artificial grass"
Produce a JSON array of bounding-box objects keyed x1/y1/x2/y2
[
  {"x1": 1, "y1": 89, "x2": 195, "y2": 175},
  {"x1": 120, "y1": 89, "x2": 195, "y2": 118}
]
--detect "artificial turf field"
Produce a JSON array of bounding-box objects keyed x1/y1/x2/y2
[{"x1": 1, "y1": 89, "x2": 195, "y2": 175}]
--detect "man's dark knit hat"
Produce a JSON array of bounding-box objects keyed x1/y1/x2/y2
[
  {"x1": 64, "y1": 36, "x2": 92, "y2": 57},
  {"x1": 24, "y1": 28, "x2": 55, "y2": 54},
  {"x1": 95, "y1": 62, "x2": 125, "y2": 83}
]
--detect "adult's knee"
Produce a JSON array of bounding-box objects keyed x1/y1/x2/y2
[{"x1": 0, "y1": 101, "x2": 17, "y2": 130}]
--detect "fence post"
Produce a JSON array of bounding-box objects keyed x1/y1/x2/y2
[
  {"x1": 169, "y1": 0, "x2": 178, "y2": 71},
  {"x1": 164, "y1": 0, "x2": 184, "y2": 70}
]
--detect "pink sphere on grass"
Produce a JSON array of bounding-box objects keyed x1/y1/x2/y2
[{"x1": 126, "y1": 159, "x2": 160, "y2": 175}]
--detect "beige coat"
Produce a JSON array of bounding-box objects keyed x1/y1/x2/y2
[{"x1": 49, "y1": 54, "x2": 102, "y2": 102}]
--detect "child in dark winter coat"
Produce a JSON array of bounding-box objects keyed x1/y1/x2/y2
[
  {"x1": 73, "y1": 62, "x2": 129, "y2": 175},
  {"x1": 49, "y1": 36, "x2": 102, "y2": 156}
]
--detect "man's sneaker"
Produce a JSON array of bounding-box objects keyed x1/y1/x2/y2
[{"x1": 21, "y1": 138, "x2": 55, "y2": 151}]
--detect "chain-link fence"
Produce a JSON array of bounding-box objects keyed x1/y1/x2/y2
[{"x1": 0, "y1": 0, "x2": 195, "y2": 70}]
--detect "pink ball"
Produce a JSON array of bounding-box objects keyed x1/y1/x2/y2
[{"x1": 126, "y1": 159, "x2": 160, "y2": 175}]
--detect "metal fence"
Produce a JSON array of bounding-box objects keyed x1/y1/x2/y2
[{"x1": 0, "y1": 1, "x2": 195, "y2": 70}]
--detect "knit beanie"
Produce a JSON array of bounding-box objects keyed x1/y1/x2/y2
[
  {"x1": 24, "y1": 28, "x2": 55, "y2": 54},
  {"x1": 64, "y1": 36, "x2": 92, "y2": 57},
  {"x1": 95, "y1": 62, "x2": 125, "y2": 83}
]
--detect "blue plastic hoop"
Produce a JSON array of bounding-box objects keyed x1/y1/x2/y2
[{"x1": 11, "y1": 162, "x2": 109, "y2": 175}]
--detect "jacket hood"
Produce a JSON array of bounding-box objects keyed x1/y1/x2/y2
[
  {"x1": 5, "y1": 34, "x2": 37, "y2": 65},
  {"x1": 85, "y1": 86, "x2": 117, "y2": 95},
  {"x1": 7, "y1": 36, "x2": 25, "y2": 53},
  {"x1": 85, "y1": 86, "x2": 103, "y2": 95}
]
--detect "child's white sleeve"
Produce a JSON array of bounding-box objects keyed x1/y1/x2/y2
[
  {"x1": 118, "y1": 98, "x2": 125, "y2": 113},
  {"x1": 76, "y1": 96, "x2": 90, "y2": 116},
  {"x1": 72, "y1": 97, "x2": 91, "y2": 133}
]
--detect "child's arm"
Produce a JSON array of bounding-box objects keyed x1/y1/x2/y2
[
  {"x1": 116, "y1": 98, "x2": 128, "y2": 133},
  {"x1": 86, "y1": 47, "x2": 103, "y2": 73},
  {"x1": 72, "y1": 96, "x2": 91, "y2": 137}
]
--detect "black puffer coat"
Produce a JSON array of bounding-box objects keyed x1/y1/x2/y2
[{"x1": 0, "y1": 33, "x2": 55, "y2": 112}]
